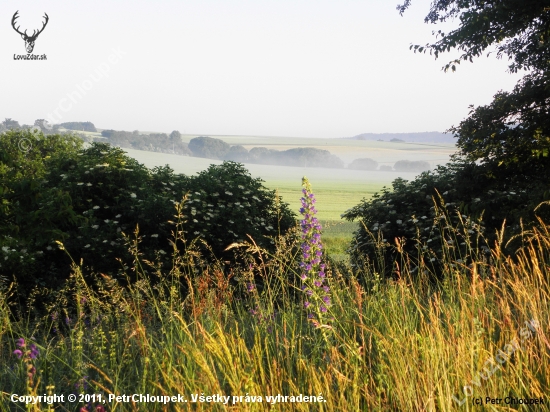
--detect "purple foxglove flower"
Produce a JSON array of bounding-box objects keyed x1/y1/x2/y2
[{"x1": 322, "y1": 296, "x2": 331, "y2": 305}]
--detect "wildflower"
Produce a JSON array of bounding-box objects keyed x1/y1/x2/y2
[
  {"x1": 93, "y1": 206, "x2": 100, "y2": 210},
  {"x1": 299, "y1": 177, "x2": 331, "y2": 328},
  {"x1": 13, "y1": 349, "x2": 23, "y2": 358},
  {"x1": 130, "y1": 193, "x2": 137, "y2": 198},
  {"x1": 29, "y1": 344, "x2": 39, "y2": 359}
]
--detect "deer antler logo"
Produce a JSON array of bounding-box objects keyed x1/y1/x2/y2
[{"x1": 12, "y1": 11, "x2": 49, "y2": 54}]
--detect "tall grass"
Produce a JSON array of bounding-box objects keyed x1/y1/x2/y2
[{"x1": 0, "y1": 202, "x2": 549, "y2": 411}]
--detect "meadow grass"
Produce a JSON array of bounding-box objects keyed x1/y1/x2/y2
[{"x1": 1, "y1": 200, "x2": 549, "y2": 411}]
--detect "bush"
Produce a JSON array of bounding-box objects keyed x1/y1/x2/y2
[
  {"x1": 1, "y1": 132, "x2": 295, "y2": 304},
  {"x1": 188, "y1": 136, "x2": 231, "y2": 159},
  {"x1": 181, "y1": 162, "x2": 296, "y2": 258},
  {"x1": 394, "y1": 160, "x2": 431, "y2": 172},
  {"x1": 348, "y1": 158, "x2": 378, "y2": 171},
  {"x1": 342, "y1": 157, "x2": 550, "y2": 280}
]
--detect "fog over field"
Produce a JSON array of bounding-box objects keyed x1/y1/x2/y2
[{"x1": 121, "y1": 134, "x2": 455, "y2": 221}]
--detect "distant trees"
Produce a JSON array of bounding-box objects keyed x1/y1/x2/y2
[
  {"x1": 2, "y1": 118, "x2": 20, "y2": 130},
  {"x1": 104, "y1": 130, "x2": 191, "y2": 155},
  {"x1": 348, "y1": 158, "x2": 378, "y2": 171},
  {"x1": 59, "y1": 121, "x2": 97, "y2": 132},
  {"x1": 246, "y1": 147, "x2": 344, "y2": 168},
  {"x1": 393, "y1": 160, "x2": 431, "y2": 172},
  {"x1": 223, "y1": 145, "x2": 250, "y2": 162},
  {"x1": 188, "y1": 136, "x2": 231, "y2": 159}
]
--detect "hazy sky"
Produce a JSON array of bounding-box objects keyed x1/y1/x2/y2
[{"x1": 1, "y1": 0, "x2": 523, "y2": 138}]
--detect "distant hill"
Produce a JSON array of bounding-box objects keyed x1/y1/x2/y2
[{"x1": 347, "y1": 132, "x2": 456, "y2": 144}]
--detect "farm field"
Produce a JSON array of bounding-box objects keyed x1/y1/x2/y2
[
  {"x1": 122, "y1": 138, "x2": 455, "y2": 259},
  {"x1": 124, "y1": 147, "x2": 419, "y2": 219},
  {"x1": 121, "y1": 135, "x2": 456, "y2": 218}
]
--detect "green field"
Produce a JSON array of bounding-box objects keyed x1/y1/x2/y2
[{"x1": 121, "y1": 146, "x2": 445, "y2": 221}]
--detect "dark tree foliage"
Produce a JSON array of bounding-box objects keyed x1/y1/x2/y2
[
  {"x1": 1, "y1": 132, "x2": 296, "y2": 306},
  {"x1": 344, "y1": 0, "x2": 550, "y2": 279},
  {"x1": 400, "y1": 0, "x2": 550, "y2": 178},
  {"x1": 181, "y1": 162, "x2": 296, "y2": 258}
]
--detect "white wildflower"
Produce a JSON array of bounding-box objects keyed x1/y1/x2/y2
[{"x1": 130, "y1": 193, "x2": 137, "y2": 198}]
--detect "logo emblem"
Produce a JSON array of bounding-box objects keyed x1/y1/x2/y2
[{"x1": 12, "y1": 11, "x2": 49, "y2": 54}]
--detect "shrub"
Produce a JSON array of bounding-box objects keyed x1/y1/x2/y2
[
  {"x1": 188, "y1": 136, "x2": 230, "y2": 159},
  {"x1": 394, "y1": 160, "x2": 431, "y2": 172},
  {"x1": 342, "y1": 156, "x2": 550, "y2": 280},
  {"x1": 1, "y1": 132, "x2": 296, "y2": 304},
  {"x1": 181, "y1": 162, "x2": 296, "y2": 258},
  {"x1": 348, "y1": 158, "x2": 378, "y2": 171}
]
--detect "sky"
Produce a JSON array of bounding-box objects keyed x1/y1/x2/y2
[{"x1": 1, "y1": 0, "x2": 523, "y2": 138}]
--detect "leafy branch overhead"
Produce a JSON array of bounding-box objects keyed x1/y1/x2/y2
[{"x1": 399, "y1": 0, "x2": 550, "y2": 74}]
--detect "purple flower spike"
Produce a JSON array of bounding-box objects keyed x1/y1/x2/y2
[
  {"x1": 29, "y1": 344, "x2": 39, "y2": 359},
  {"x1": 299, "y1": 177, "x2": 331, "y2": 327}
]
